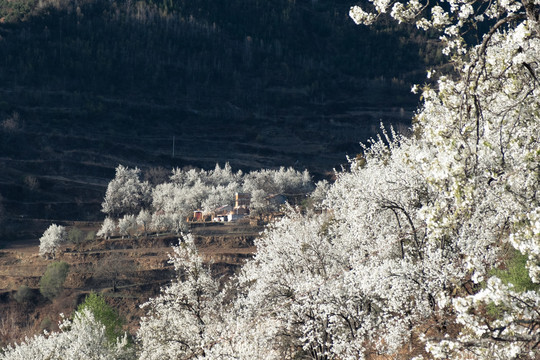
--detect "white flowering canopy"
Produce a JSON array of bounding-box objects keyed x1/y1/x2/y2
[
  {"x1": 209, "y1": 0, "x2": 540, "y2": 357},
  {"x1": 348, "y1": 0, "x2": 540, "y2": 357},
  {"x1": 39, "y1": 224, "x2": 67, "y2": 259},
  {"x1": 0, "y1": 309, "x2": 132, "y2": 360},
  {"x1": 97, "y1": 217, "x2": 116, "y2": 239},
  {"x1": 101, "y1": 165, "x2": 152, "y2": 218},
  {"x1": 137, "y1": 234, "x2": 223, "y2": 360}
]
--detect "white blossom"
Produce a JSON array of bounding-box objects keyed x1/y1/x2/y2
[
  {"x1": 101, "y1": 165, "x2": 152, "y2": 218},
  {"x1": 39, "y1": 224, "x2": 67, "y2": 259},
  {"x1": 97, "y1": 217, "x2": 116, "y2": 240},
  {"x1": 0, "y1": 309, "x2": 132, "y2": 360}
]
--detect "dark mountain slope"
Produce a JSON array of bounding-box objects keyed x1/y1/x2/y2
[{"x1": 0, "y1": 0, "x2": 441, "y2": 225}]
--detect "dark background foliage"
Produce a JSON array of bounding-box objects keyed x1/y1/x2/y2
[{"x1": 0, "y1": 0, "x2": 442, "y2": 223}]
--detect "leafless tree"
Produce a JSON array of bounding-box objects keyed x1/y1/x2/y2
[{"x1": 93, "y1": 252, "x2": 138, "y2": 292}]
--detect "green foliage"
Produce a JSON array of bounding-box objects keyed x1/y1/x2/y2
[
  {"x1": 76, "y1": 292, "x2": 126, "y2": 344},
  {"x1": 85, "y1": 230, "x2": 96, "y2": 242},
  {"x1": 67, "y1": 227, "x2": 95, "y2": 247},
  {"x1": 491, "y1": 250, "x2": 539, "y2": 293},
  {"x1": 39, "y1": 261, "x2": 70, "y2": 300},
  {"x1": 485, "y1": 302, "x2": 509, "y2": 319},
  {"x1": 39, "y1": 317, "x2": 52, "y2": 331},
  {"x1": 13, "y1": 284, "x2": 34, "y2": 304},
  {"x1": 68, "y1": 227, "x2": 84, "y2": 245},
  {"x1": 0, "y1": 0, "x2": 35, "y2": 22},
  {"x1": 485, "y1": 249, "x2": 540, "y2": 317}
]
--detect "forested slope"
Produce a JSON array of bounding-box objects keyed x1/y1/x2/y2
[{"x1": 0, "y1": 0, "x2": 439, "y2": 224}]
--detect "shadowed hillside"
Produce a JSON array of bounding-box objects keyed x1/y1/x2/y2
[{"x1": 0, "y1": 0, "x2": 441, "y2": 225}]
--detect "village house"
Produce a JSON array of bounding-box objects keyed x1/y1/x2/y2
[
  {"x1": 212, "y1": 205, "x2": 233, "y2": 222},
  {"x1": 193, "y1": 193, "x2": 254, "y2": 223},
  {"x1": 235, "y1": 192, "x2": 250, "y2": 208}
]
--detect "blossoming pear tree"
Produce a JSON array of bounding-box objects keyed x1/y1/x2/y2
[
  {"x1": 136, "y1": 234, "x2": 223, "y2": 360},
  {"x1": 0, "y1": 309, "x2": 132, "y2": 360},
  {"x1": 347, "y1": 0, "x2": 540, "y2": 357},
  {"x1": 97, "y1": 217, "x2": 116, "y2": 239},
  {"x1": 101, "y1": 165, "x2": 152, "y2": 218},
  {"x1": 230, "y1": 0, "x2": 539, "y2": 357},
  {"x1": 39, "y1": 224, "x2": 68, "y2": 259}
]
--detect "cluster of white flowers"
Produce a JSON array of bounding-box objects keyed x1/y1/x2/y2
[
  {"x1": 221, "y1": 1, "x2": 539, "y2": 356},
  {"x1": 0, "y1": 309, "x2": 132, "y2": 360},
  {"x1": 39, "y1": 224, "x2": 67, "y2": 259},
  {"x1": 101, "y1": 166, "x2": 153, "y2": 218},
  {"x1": 136, "y1": 234, "x2": 223, "y2": 360},
  {"x1": 350, "y1": 0, "x2": 540, "y2": 58}
]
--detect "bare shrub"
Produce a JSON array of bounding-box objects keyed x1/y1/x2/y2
[
  {"x1": 144, "y1": 166, "x2": 170, "y2": 185},
  {"x1": 93, "y1": 253, "x2": 137, "y2": 292}
]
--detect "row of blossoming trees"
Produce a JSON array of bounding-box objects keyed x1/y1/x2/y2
[
  {"x1": 3, "y1": 0, "x2": 540, "y2": 357},
  {"x1": 96, "y1": 163, "x2": 314, "y2": 239}
]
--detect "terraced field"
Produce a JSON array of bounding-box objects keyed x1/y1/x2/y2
[{"x1": 0, "y1": 221, "x2": 262, "y2": 345}]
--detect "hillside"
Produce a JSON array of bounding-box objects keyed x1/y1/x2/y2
[
  {"x1": 0, "y1": 221, "x2": 262, "y2": 346},
  {"x1": 0, "y1": 0, "x2": 538, "y2": 357},
  {"x1": 0, "y1": 0, "x2": 440, "y2": 227}
]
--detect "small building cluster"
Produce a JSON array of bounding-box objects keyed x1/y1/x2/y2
[
  {"x1": 190, "y1": 192, "x2": 288, "y2": 223},
  {"x1": 209, "y1": 192, "x2": 251, "y2": 222}
]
